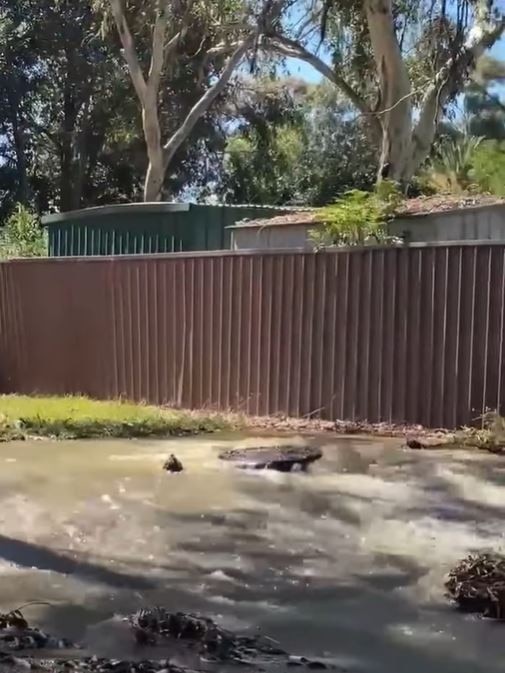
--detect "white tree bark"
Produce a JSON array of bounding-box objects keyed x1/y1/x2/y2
[
  {"x1": 109, "y1": 0, "x2": 250, "y2": 201},
  {"x1": 269, "y1": 0, "x2": 505, "y2": 187},
  {"x1": 405, "y1": 11, "x2": 505, "y2": 181},
  {"x1": 143, "y1": 97, "x2": 165, "y2": 201},
  {"x1": 364, "y1": 0, "x2": 413, "y2": 183},
  {"x1": 109, "y1": 0, "x2": 166, "y2": 200}
]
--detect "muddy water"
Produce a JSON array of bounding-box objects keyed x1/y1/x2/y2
[{"x1": 0, "y1": 435, "x2": 504, "y2": 672}]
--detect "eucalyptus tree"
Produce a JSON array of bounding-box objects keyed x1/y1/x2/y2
[
  {"x1": 97, "y1": 0, "x2": 287, "y2": 201},
  {"x1": 265, "y1": 0, "x2": 505, "y2": 186}
]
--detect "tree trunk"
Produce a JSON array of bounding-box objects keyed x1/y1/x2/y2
[
  {"x1": 378, "y1": 121, "x2": 415, "y2": 186},
  {"x1": 6, "y1": 84, "x2": 29, "y2": 205},
  {"x1": 365, "y1": 0, "x2": 413, "y2": 185},
  {"x1": 402, "y1": 5, "x2": 505, "y2": 183},
  {"x1": 144, "y1": 157, "x2": 165, "y2": 201},
  {"x1": 142, "y1": 94, "x2": 165, "y2": 201},
  {"x1": 267, "y1": 0, "x2": 504, "y2": 190},
  {"x1": 109, "y1": 0, "x2": 250, "y2": 202},
  {"x1": 59, "y1": 138, "x2": 75, "y2": 212},
  {"x1": 59, "y1": 49, "x2": 81, "y2": 212},
  {"x1": 11, "y1": 117, "x2": 29, "y2": 205}
]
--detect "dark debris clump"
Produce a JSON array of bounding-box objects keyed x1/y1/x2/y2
[
  {"x1": 163, "y1": 455, "x2": 183, "y2": 473},
  {"x1": 445, "y1": 553, "x2": 505, "y2": 619},
  {"x1": 0, "y1": 608, "x2": 76, "y2": 651},
  {"x1": 218, "y1": 446, "x2": 323, "y2": 472},
  {"x1": 129, "y1": 608, "x2": 288, "y2": 663},
  {"x1": 0, "y1": 607, "x2": 333, "y2": 672},
  {"x1": 0, "y1": 654, "x2": 197, "y2": 672}
]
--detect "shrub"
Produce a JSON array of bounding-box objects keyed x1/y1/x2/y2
[
  {"x1": 0, "y1": 205, "x2": 47, "y2": 259},
  {"x1": 427, "y1": 133, "x2": 483, "y2": 194},
  {"x1": 310, "y1": 181, "x2": 403, "y2": 248},
  {"x1": 471, "y1": 140, "x2": 505, "y2": 196}
]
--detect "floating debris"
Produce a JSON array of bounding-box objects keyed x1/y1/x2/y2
[
  {"x1": 0, "y1": 654, "x2": 199, "y2": 672},
  {"x1": 0, "y1": 654, "x2": 330, "y2": 673},
  {"x1": 0, "y1": 608, "x2": 76, "y2": 652},
  {"x1": 163, "y1": 455, "x2": 184, "y2": 473},
  {"x1": 0, "y1": 608, "x2": 332, "y2": 672},
  {"x1": 0, "y1": 610, "x2": 28, "y2": 631},
  {"x1": 129, "y1": 608, "x2": 286, "y2": 663},
  {"x1": 445, "y1": 553, "x2": 505, "y2": 618},
  {"x1": 128, "y1": 608, "x2": 330, "y2": 669},
  {"x1": 405, "y1": 434, "x2": 453, "y2": 450},
  {"x1": 218, "y1": 446, "x2": 322, "y2": 472},
  {"x1": 287, "y1": 657, "x2": 328, "y2": 669}
]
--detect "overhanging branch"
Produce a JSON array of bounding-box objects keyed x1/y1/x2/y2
[
  {"x1": 109, "y1": 0, "x2": 147, "y2": 103},
  {"x1": 163, "y1": 39, "x2": 252, "y2": 166},
  {"x1": 265, "y1": 34, "x2": 382, "y2": 139}
]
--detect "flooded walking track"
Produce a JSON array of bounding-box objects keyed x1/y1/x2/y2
[{"x1": 0, "y1": 434, "x2": 504, "y2": 672}]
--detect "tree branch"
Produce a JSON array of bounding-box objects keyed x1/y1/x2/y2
[
  {"x1": 147, "y1": 0, "x2": 170, "y2": 92},
  {"x1": 163, "y1": 39, "x2": 251, "y2": 166},
  {"x1": 206, "y1": 41, "x2": 242, "y2": 58},
  {"x1": 109, "y1": 0, "x2": 147, "y2": 104},
  {"x1": 410, "y1": 10, "x2": 505, "y2": 170},
  {"x1": 265, "y1": 34, "x2": 382, "y2": 139}
]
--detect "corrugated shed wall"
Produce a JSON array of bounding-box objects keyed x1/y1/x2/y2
[
  {"x1": 1, "y1": 244, "x2": 504, "y2": 427},
  {"x1": 47, "y1": 205, "x2": 294, "y2": 256}
]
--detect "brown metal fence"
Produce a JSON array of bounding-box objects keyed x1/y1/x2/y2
[{"x1": 0, "y1": 243, "x2": 504, "y2": 428}]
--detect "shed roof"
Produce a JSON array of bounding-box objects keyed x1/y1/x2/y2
[{"x1": 230, "y1": 195, "x2": 505, "y2": 229}]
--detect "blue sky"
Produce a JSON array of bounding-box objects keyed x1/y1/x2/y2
[{"x1": 491, "y1": 37, "x2": 505, "y2": 61}]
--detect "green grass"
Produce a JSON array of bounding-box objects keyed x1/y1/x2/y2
[{"x1": 0, "y1": 395, "x2": 233, "y2": 441}]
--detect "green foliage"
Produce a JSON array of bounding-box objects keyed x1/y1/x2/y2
[
  {"x1": 223, "y1": 124, "x2": 305, "y2": 205},
  {"x1": 310, "y1": 182, "x2": 403, "y2": 248},
  {"x1": 221, "y1": 80, "x2": 377, "y2": 205},
  {"x1": 1, "y1": 0, "x2": 500, "y2": 208},
  {"x1": 0, "y1": 205, "x2": 46, "y2": 258},
  {"x1": 471, "y1": 140, "x2": 505, "y2": 197},
  {"x1": 465, "y1": 57, "x2": 505, "y2": 141},
  {"x1": 0, "y1": 0, "x2": 241, "y2": 212},
  {"x1": 427, "y1": 133, "x2": 483, "y2": 194}
]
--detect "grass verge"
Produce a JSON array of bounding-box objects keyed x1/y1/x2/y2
[{"x1": 0, "y1": 395, "x2": 233, "y2": 441}]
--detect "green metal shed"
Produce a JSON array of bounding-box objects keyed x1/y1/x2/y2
[{"x1": 42, "y1": 202, "x2": 296, "y2": 256}]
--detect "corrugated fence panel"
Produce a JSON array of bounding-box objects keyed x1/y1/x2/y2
[{"x1": 2, "y1": 244, "x2": 505, "y2": 427}]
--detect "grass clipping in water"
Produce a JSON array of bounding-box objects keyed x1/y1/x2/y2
[
  {"x1": 0, "y1": 395, "x2": 231, "y2": 440},
  {"x1": 446, "y1": 553, "x2": 505, "y2": 619}
]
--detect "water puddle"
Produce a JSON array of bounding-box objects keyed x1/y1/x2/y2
[{"x1": 0, "y1": 434, "x2": 502, "y2": 672}]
